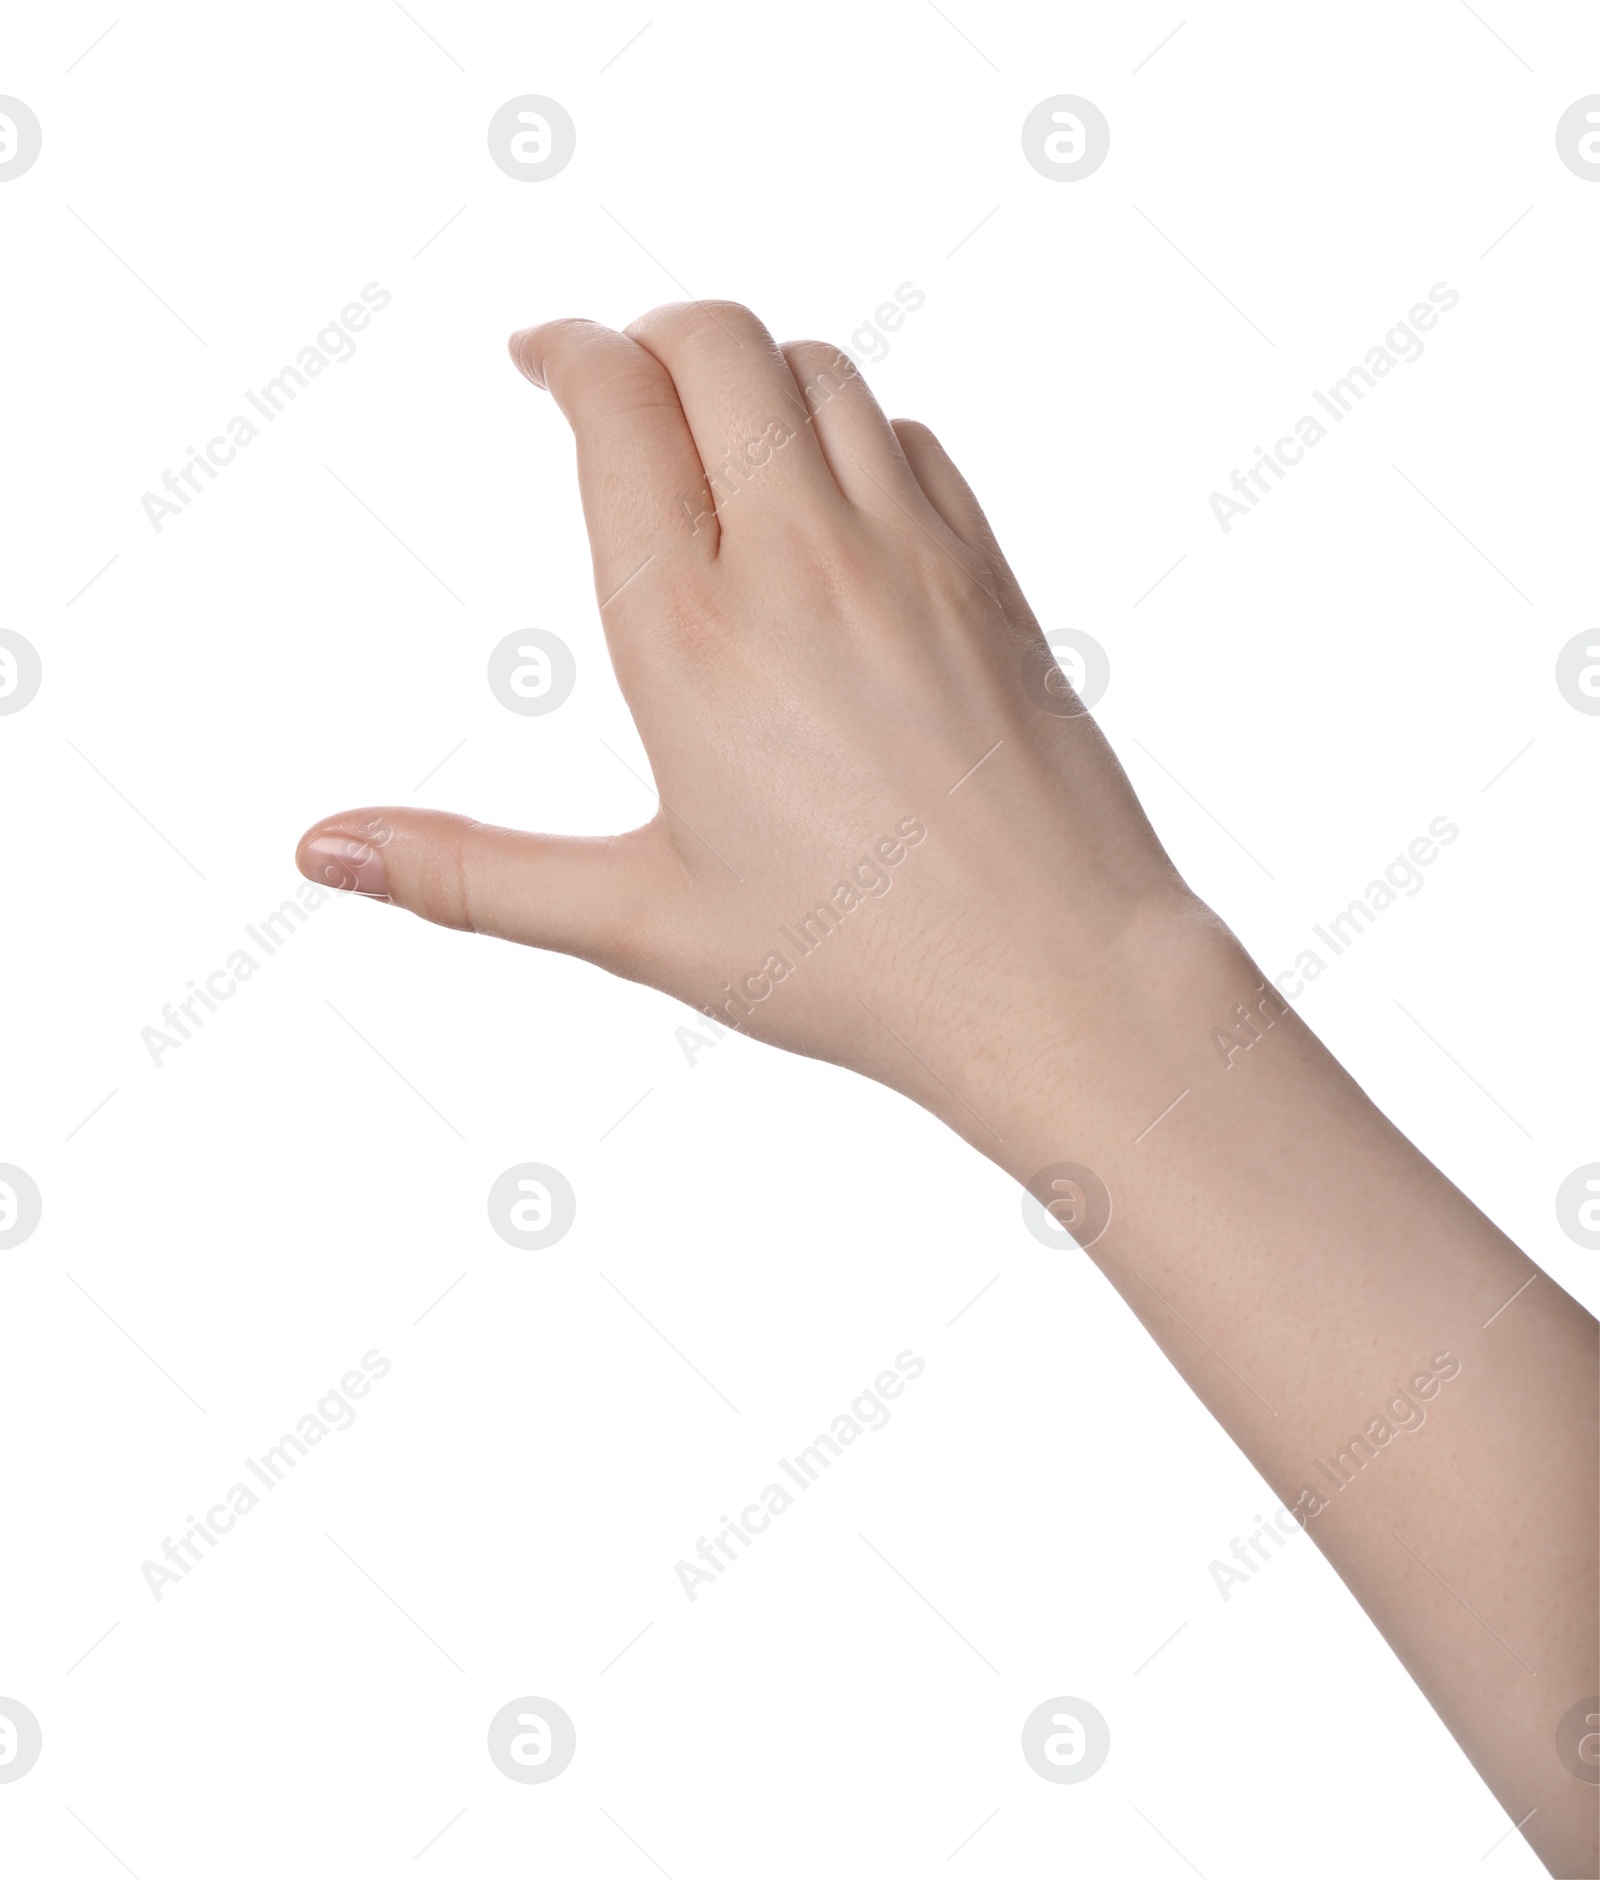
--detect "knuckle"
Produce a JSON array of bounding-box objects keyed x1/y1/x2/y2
[
  {"x1": 406, "y1": 817, "x2": 482, "y2": 933},
  {"x1": 689, "y1": 297, "x2": 766, "y2": 331},
  {"x1": 783, "y1": 338, "x2": 847, "y2": 368},
  {"x1": 784, "y1": 342, "x2": 862, "y2": 414},
  {"x1": 531, "y1": 316, "x2": 607, "y2": 376},
  {"x1": 892, "y1": 417, "x2": 938, "y2": 451},
  {"x1": 628, "y1": 298, "x2": 770, "y2": 353},
  {"x1": 538, "y1": 315, "x2": 602, "y2": 347}
]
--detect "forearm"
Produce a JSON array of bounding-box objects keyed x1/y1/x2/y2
[{"x1": 961, "y1": 903, "x2": 1598, "y2": 1875}]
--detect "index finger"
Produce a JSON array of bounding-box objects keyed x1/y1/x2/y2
[{"x1": 509, "y1": 318, "x2": 718, "y2": 609}]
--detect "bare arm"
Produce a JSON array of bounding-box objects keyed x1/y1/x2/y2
[
  {"x1": 994, "y1": 899, "x2": 1598, "y2": 1876},
  {"x1": 296, "y1": 300, "x2": 1599, "y2": 1875}
]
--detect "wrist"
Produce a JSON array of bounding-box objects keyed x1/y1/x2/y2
[
  {"x1": 895, "y1": 887, "x2": 1256, "y2": 1185},
  {"x1": 992, "y1": 894, "x2": 1263, "y2": 1187}
]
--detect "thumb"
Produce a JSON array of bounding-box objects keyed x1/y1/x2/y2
[{"x1": 295, "y1": 808, "x2": 666, "y2": 970}]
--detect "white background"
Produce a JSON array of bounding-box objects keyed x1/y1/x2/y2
[{"x1": 3, "y1": 2, "x2": 1598, "y2": 1873}]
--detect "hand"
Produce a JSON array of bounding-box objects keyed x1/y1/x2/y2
[
  {"x1": 296, "y1": 300, "x2": 1598, "y2": 1879},
  {"x1": 297, "y1": 300, "x2": 1211, "y2": 1147}
]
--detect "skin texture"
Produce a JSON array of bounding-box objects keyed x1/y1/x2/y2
[{"x1": 297, "y1": 301, "x2": 1600, "y2": 1875}]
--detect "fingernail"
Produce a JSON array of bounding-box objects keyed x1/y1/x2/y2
[
  {"x1": 507, "y1": 328, "x2": 545, "y2": 387},
  {"x1": 302, "y1": 834, "x2": 390, "y2": 899}
]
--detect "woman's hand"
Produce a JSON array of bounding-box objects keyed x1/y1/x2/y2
[{"x1": 296, "y1": 300, "x2": 1212, "y2": 1155}]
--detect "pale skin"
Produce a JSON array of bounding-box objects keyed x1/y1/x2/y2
[{"x1": 296, "y1": 302, "x2": 1599, "y2": 1875}]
